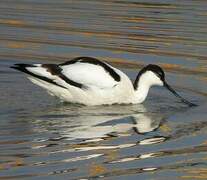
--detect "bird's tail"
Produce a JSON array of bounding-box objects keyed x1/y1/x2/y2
[{"x1": 10, "y1": 64, "x2": 66, "y2": 88}]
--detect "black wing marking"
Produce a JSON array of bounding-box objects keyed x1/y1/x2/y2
[
  {"x1": 60, "y1": 57, "x2": 121, "y2": 82},
  {"x1": 11, "y1": 64, "x2": 83, "y2": 89},
  {"x1": 42, "y1": 64, "x2": 83, "y2": 89},
  {"x1": 11, "y1": 64, "x2": 67, "y2": 89}
]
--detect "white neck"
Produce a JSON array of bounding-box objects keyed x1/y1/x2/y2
[
  {"x1": 134, "y1": 81, "x2": 150, "y2": 104},
  {"x1": 133, "y1": 71, "x2": 163, "y2": 104}
]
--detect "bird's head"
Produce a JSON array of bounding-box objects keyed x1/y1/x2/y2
[{"x1": 134, "y1": 64, "x2": 197, "y2": 107}]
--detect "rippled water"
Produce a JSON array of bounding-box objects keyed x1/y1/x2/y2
[{"x1": 0, "y1": 0, "x2": 207, "y2": 179}]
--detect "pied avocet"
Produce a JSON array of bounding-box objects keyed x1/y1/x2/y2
[{"x1": 11, "y1": 57, "x2": 196, "y2": 106}]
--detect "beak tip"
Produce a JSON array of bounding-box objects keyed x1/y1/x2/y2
[
  {"x1": 188, "y1": 102, "x2": 198, "y2": 107},
  {"x1": 164, "y1": 82, "x2": 198, "y2": 107}
]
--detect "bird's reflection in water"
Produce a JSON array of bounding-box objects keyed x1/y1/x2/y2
[{"x1": 32, "y1": 103, "x2": 164, "y2": 142}]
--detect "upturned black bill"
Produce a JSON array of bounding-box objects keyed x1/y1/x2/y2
[{"x1": 164, "y1": 81, "x2": 197, "y2": 107}]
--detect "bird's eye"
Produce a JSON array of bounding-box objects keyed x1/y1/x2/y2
[
  {"x1": 158, "y1": 72, "x2": 163, "y2": 77},
  {"x1": 156, "y1": 71, "x2": 164, "y2": 80}
]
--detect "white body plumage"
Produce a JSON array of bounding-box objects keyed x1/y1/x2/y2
[{"x1": 27, "y1": 62, "x2": 140, "y2": 105}]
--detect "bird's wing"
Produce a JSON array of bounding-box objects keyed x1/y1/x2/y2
[
  {"x1": 60, "y1": 57, "x2": 121, "y2": 89},
  {"x1": 11, "y1": 57, "x2": 121, "y2": 90}
]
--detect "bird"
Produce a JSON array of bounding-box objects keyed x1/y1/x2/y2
[{"x1": 11, "y1": 56, "x2": 196, "y2": 106}]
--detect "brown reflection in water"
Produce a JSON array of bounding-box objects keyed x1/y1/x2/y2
[
  {"x1": 89, "y1": 163, "x2": 107, "y2": 177},
  {"x1": 159, "y1": 123, "x2": 172, "y2": 133},
  {"x1": 181, "y1": 168, "x2": 207, "y2": 179},
  {"x1": 6, "y1": 41, "x2": 27, "y2": 49},
  {"x1": 0, "y1": 158, "x2": 24, "y2": 170},
  {"x1": 0, "y1": 19, "x2": 25, "y2": 26},
  {"x1": 105, "y1": 150, "x2": 119, "y2": 162}
]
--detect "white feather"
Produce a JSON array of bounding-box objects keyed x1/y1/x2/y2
[{"x1": 61, "y1": 62, "x2": 118, "y2": 89}]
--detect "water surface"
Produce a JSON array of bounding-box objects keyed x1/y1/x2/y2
[{"x1": 0, "y1": 0, "x2": 207, "y2": 179}]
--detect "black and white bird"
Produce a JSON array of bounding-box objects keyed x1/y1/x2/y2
[{"x1": 11, "y1": 57, "x2": 196, "y2": 106}]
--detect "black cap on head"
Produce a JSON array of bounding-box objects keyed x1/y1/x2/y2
[
  {"x1": 134, "y1": 64, "x2": 165, "y2": 89},
  {"x1": 143, "y1": 64, "x2": 165, "y2": 80}
]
